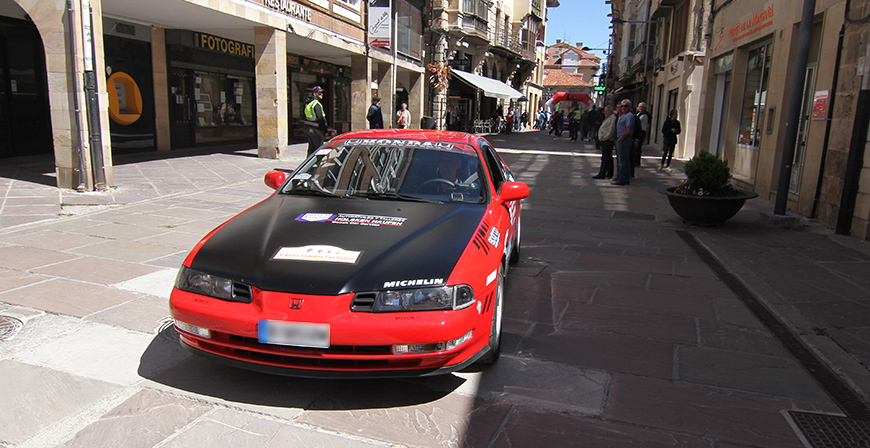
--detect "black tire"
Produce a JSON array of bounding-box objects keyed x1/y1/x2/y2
[{"x1": 477, "y1": 264, "x2": 504, "y2": 365}]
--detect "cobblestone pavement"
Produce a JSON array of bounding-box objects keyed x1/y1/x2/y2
[{"x1": 1, "y1": 133, "x2": 869, "y2": 447}]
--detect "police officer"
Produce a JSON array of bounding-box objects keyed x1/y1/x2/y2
[{"x1": 304, "y1": 86, "x2": 328, "y2": 156}]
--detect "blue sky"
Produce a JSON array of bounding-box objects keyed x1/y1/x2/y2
[{"x1": 546, "y1": 1, "x2": 612, "y2": 66}]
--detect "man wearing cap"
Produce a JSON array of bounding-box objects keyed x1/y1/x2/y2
[
  {"x1": 304, "y1": 86, "x2": 328, "y2": 155},
  {"x1": 366, "y1": 96, "x2": 383, "y2": 129}
]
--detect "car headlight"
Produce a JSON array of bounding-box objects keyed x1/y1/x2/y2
[
  {"x1": 373, "y1": 285, "x2": 475, "y2": 312},
  {"x1": 175, "y1": 266, "x2": 251, "y2": 303}
]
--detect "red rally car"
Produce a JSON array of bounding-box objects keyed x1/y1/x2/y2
[{"x1": 170, "y1": 129, "x2": 529, "y2": 378}]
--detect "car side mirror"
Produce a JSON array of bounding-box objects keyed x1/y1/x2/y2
[
  {"x1": 497, "y1": 181, "x2": 530, "y2": 202},
  {"x1": 264, "y1": 170, "x2": 286, "y2": 190}
]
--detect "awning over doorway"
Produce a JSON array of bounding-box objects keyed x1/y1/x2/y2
[{"x1": 451, "y1": 70, "x2": 524, "y2": 100}]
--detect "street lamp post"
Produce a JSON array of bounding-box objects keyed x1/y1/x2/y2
[
  {"x1": 582, "y1": 44, "x2": 611, "y2": 105},
  {"x1": 611, "y1": 16, "x2": 652, "y2": 105}
]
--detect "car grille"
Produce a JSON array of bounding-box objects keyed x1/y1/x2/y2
[
  {"x1": 232, "y1": 282, "x2": 253, "y2": 303},
  {"x1": 350, "y1": 293, "x2": 376, "y2": 312},
  {"x1": 226, "y1": 333, "x2": 392, "y2": 355},
  {"x1": 192, "y1": 332, "x2": 424, "y2": 370}
]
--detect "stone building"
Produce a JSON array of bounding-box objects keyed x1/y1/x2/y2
[{"x1": 694, "y1": 0, "x2": 870, "y2": 238}]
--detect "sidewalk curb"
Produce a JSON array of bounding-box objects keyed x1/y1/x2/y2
[{"x1": 689, "y1": 229, "x2": 870, "y2": 409}]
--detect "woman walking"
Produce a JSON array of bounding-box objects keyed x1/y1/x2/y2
[{"x1": 659, "y1": 109, "x2": 681, "y2": 171}]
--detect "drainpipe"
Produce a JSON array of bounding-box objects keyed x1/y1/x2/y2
[
  {"x1": 835, "y1": 40, "x2": 870, "y2": 234},
  {"x1": 81, "y1": 0, "x2": 106, "y2": 190},
  {"x1": 67, "y1": 0, "x2": 87, "y2": 191},
  {"x1": 774, "y1": 0, "x2": 816, "y2": 215}
]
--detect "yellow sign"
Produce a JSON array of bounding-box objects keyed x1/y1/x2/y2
[{"x1": 195, "y1": 33, "x2": 255, "y2": 58}]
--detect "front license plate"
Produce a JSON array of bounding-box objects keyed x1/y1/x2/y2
[{"x1": 258, "y1": 320, "x2": 330, "y2": 349}]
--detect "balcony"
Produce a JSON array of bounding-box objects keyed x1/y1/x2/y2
[
  {"x1": 630, "y1": 41, "x2": 655, "y2": 71},
  {"x1": 460, "y1": 0, "x2": 490, "y2": 45}
]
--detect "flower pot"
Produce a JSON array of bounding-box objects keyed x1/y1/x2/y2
[{"x1": 661, "y1": 187, "x2": 758, "y2": 225}]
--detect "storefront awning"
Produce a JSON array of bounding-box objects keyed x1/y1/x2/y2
[{"x1": 451, "y1": 70, "x2": 524, "y2": 100}]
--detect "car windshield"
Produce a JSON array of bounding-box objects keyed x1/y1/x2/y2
[{"x1": 280, "y1": 140, "x2": 485, "y2": 204}]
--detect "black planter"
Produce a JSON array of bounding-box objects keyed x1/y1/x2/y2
[{"x1": 661, "y1": 187, "x2": 758, "y2": 225}]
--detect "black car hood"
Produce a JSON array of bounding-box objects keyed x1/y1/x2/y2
[{"x1": 189, "y1": 194, "x2": 485, "y2": 295}]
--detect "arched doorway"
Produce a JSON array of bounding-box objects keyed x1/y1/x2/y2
[{"x1": 0, "y1": 11, "x2": 52, "y2": 158}]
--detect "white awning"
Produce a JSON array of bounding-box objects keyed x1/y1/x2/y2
[{"x1": 451, "y1": 70, "x2": 524, "y2": 100}]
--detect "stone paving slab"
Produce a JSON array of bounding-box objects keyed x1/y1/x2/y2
[
  {"x1": 31, "y1": 257, "x2": 163, "y2": 285},
  {"x1": 0, "y1": 245, "x2": 78, "y2": 270},
  {"x1": 2, "y1": 313, "x2": 154, "y2": 385},
  {"x1": 492, "y1": 407, "x2": 710, "y2": 447},
  {"x1": 157, "y1": 407, "x2": 386, "y2": 448},
  {"x1": 560, "y1": 302, "x2": 698, "y2": 344},
  {"x1": 58, "y1": 388, "x2": 213, "y2": 448},
  {"x1": 603, "y1": 373, "x2": 839, "y2": 448},
  {"x1": 86, "y1": 295, "x2": 170, "y2": 334},
  {"x1": 676, "y1": 345, "x2": 829, "y2": 401},
  {"x1": 67, "y1": 240, "x2": 183, "y2": 263},
  {"x1": 0, "y1": 230, "x2": 106, "y2": 251},
  {"x1": 518, "y1": 324, "x2": 675, "y2": 379},
  {"x1": 0, "y1": 278, "x2": 142, "y2": 317},
  {"x1": 0, "y1": 360, "x2": 121, "y2": 445},
  {"x1": 298, "y1": 385, "x2": 511, "y2": 448}
]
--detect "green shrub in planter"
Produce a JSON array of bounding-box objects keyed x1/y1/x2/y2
[{"x1": 677, "y1": 151, "x2": 737, "y2": 196}]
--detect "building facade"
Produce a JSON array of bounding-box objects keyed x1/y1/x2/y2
[
  {"x1": 1, "y1": 0, "x2": 552, "y2": 191},
  {"x1": 694, "y1": 0, "x2": 870, "y2": 238},
  {"x1": 425, "y1": 0, "x2": 552, "y2": 131}
]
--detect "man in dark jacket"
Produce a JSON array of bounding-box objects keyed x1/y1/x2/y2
[{"x1": 367, "y1": 97, "x2": 383, "y2": 129}]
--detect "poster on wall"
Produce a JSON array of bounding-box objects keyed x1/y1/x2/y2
[
  {"x1": 368, "y1": 0, "x2": 391, "y2": 49},
  {"x1": 812, "y1": 90, "x2": 829, "y2": 119}
]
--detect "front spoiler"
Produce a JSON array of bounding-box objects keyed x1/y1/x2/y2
[{"x1": 178, "y1": 337, "x2": 490, "y2": 379}]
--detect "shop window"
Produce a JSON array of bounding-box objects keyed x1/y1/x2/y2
[
  {"x1": 193, "y1": 71, "x2": 254, "y2": 128},
  {"x1": 737, "y1": 42, "x2": 772, "y2": 148},
  {"x1": 397, "y1": 0, "x2": 423, "y2": 59}
]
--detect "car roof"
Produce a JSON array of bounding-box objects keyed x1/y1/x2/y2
[{"x1": 329, "y1": 129, "x2": 485, "y2": 147}]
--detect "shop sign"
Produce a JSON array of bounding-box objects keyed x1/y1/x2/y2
[
  {"x1": 728, "y1": 4, "x2": 774, "y2": 43},
  {"x1": 194, "y1": 32, "x2": 255, "y2": 58},
  {"x1": 262, "y1": 0, "x2": 311, "y2": 21},
  {"x1": 368, "y1": 0, "x2": 391, "y2": 48},
  {"x1": 301, "y1": 58, "x2": 337, "y2": 77}
]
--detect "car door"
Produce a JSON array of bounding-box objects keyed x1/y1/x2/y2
[{"x1": 479, "y1": 141, "x2": 519, "y2": 261}]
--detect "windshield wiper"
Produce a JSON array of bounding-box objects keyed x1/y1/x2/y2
[
  {"x1": 349, "y1": 191, "x2": 433, "y2": 203},
  {"x1": 285, "y1": 188, "x2": 340, "y2": 198}
]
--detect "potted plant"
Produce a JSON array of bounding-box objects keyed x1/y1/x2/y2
[{"x1": 661, "y1": 151, "x2": 758, "y2": 225}]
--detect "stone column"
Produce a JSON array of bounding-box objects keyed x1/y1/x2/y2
[
  {"x1": 407, "y1": 71, "x2": 424, "y2": 129},
  {"x1": 380, "y1": 63, "x2": 395, "y2": 128},
  {"x1": 432, "y1": 32, "x2": 448, "y2": 129},
  {"x1": 351, "y1": 55, "x2": 370, "y2": 131},
  {"x1": 254, "y1": 26, "x2": 288, "y2": 159},
  {"x1": 151, "y1": 27, "x2": 171, "y2": 152}
]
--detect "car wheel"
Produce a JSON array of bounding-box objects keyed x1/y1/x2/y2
[
  {"x1": 478, "y1": 263, "x2": 504, "y2": 365},
  {"x1": 509, "y1": 217, "x2": 521, "y2": 264}
]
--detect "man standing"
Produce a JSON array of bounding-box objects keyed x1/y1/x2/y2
[
  {"x1": 445, "y1": 104, "x2": 457, "y2": 131},
  {"x1": 593, "y1": 105, "x2": 616, "y2": 180},
  {"x1": 396, "y1": 103, "x2": 411, "y2": 129},
  {"x1": 569, "y1": 107, "x2": 580, "y2": 141},
  {"x1": 304, "y1": 86, "x2": 328, "y2": 156},
  {"x1": 366, "y1": 96, "x2": 383, "y2": 129},
  {"x1": 613, "y1": 99, "x2": 635, "y2": 186},
  {"x1": 632, "y1": 102, "x2": 651, "y2": 175}
]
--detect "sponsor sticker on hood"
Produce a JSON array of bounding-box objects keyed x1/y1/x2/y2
[
  {"x1": 273, "y1": 245, "x2": 362, "y2": 264},
  {"x1": 296, "y1": 213, "x2": 406, "y2": 227},
  {"x1": 383, "y1": 278, "x2": 445, "y2": 288}
]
